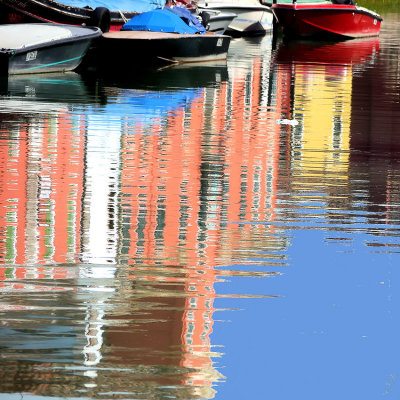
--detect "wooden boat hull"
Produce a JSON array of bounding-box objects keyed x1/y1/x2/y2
[
  {"x1": 0, "y1": 24, "x2": 101, "y2": 75},
  {"x1": 271, "y1": 3, "x2": 382, "y2": 39},
  {"x1": 199, "y1": 3, "x2": 273, "y2": 36},
  {"x1": 0, "y1": 0, "x2": 136, "y2": 31},
  {"x1": 90, "y1": 31, "x2": 231, "y2": 70}
]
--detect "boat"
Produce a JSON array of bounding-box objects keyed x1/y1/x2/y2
[
  {"x1": 199, "y1": 8, "x2": 237, "y2": 34},
  {"x1": 88, "y1": 8, "x2": 231, "y2": 70},
  {"x1": 98, "y1": 30, "x2": 230, "y2": 64},
  {"x1": 0, "y1": 23, "x2": 101, "y2": 75},
  {"x1": 0, "y1": 0, "x2": 232, "y2": 34},
  {"x1": 271, "y1": 0, "x2": 382, "y2": 40},
  {"x1": 163, "y1": 0, "x2": 237, "y2": 34},
  {"x1": 197, "y1": 0, "x2": 274, "y2": 36},
  {"x1": 0, "y1": 0, "x2": 164, "y2": 32}
]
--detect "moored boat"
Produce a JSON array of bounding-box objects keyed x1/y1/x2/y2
[
  {"x1": 88, "y1": 8, "x2": 231, "y2": 71},
  {"x1": 0, "y1": 0, "x2": 233, "y2": 34},
  {"x1": 0, "y1": 0, "x2": 164, "y2": 32},
  {"x1": 98, "y1": 31, "x2": 231, "y2": 64},
  {"x1": 198, "y1": 0, "x2": 273, "y2": 36},
  {"x1": 0, "y1": 23, "x2": 101, "y2": 75},
  {"x1": 199, "y1": 8, "x2": 237, "y2": 34},
  {"x1": 271, "y1": 0, "x2": 382, "y2": 40},
  {"x1": 164, "y1": 0, "x2": 237, "y2": 34}
]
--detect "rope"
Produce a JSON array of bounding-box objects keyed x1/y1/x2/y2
[{"x1": 118, "y1": 10, "x2": 128, "y2": 23}]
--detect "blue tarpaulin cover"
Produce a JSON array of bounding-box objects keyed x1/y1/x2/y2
[
  {"x1": 163, "y1": 6, "x2": 206, "y2": 33},
  {"x1": 122, "y1": 8, "x2": 205, "y2": 34},
  {"x1": 56, "y1": 0, "x2": 165, "y2": 13}
]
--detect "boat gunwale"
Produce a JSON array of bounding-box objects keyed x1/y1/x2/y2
[
  {"x1": 271, "y1": 3, "x2": 383, "y2": 21},
  {"x1": 0, "y1": 0, "x2": 138, "y2": 24},
  {"x1": 102, "y1": 30, "x2": 229, "y2": 39},
  {"x1": 201, "y1": 4, "x2": 273, "y2": 13},
  {"x1": 0, "y1": 25, "x2": 101, "y2": 54}
]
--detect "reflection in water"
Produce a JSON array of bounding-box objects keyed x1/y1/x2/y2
[
  {"x1": 272, "y1": 34, "x2": 400, "y2": 236},
  {"x1": 0, "y1": 38, "x2": 282, "y2": 399},
  {"x1": 0, "y1": 19, "x2": 400, "y2": 399},
  {"x1": 273, "y1": 39, "x2": 362, "y2": 221}
]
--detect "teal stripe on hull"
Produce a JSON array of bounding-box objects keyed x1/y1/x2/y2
[{"x1": 23, "y1": 55, "x2": 84, "y2": 72}]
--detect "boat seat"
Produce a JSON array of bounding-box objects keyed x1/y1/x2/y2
[{"x1": 331, "y1": 0, "x2": 354, "y2": 4}]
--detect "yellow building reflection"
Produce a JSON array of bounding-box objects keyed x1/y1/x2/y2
[{"x1": 274, "y1": 38, "x2": 380, "y2": 200}]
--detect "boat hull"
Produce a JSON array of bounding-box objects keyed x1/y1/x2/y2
[
  {"x1": 200, "y1": 9, "x2": 237, "y2": 34},
  {"x1": 199, "y1": 3, "x2": 273, "y2": 35},
  {"x1": 0, "y1": 24, "x2": 101, "y2": 75},
  {"x1": 271, "y1": 3, "x2": 382, "y2": 39},
  {"x1": 0, "y1": 0, "x2": 136, "y2": 31},
  {"x1": 90, "y1": 31, "x2": 231, "y2": 70}
]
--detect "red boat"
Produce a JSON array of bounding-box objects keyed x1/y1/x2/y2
[{"x1": 271, "y1": 1, "x2": 382, "y2": 40}]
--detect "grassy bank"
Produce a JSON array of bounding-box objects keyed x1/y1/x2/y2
[
  {"x1": 359, "y1": 0, "x2": 400, "y2": 12},
  {"x1": 264, "y1": 0, "x2": 399, "y2": 12}
]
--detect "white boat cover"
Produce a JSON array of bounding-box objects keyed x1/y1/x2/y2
[{"x1": 0, "y1": 24, "x2": 73, "y2": 50}]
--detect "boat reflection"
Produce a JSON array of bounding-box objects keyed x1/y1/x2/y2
[
  {"x1": 0, "y1": 72, "x2": 92, "y2": 103},
  {"x1": 85, "y1": 59, "x2": 230, "y2": 89},
  {"x1": 274, "y1": 37, "x2": 380, "y2": 67}
]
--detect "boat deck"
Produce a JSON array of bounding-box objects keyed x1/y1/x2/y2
[
  {"x1": 103, "y1": 31, "x2": 217, "y2": 39},
  {"x1": 0, "y1": 24, "x2": 73, "y2": 49}
]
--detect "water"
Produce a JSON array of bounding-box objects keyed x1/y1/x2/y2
[{"x1": 0, "y1": 12, "x2": 400, "y2": 400}]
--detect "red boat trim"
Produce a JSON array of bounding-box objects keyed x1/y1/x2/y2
[
  {"x1": 271, "y1": 2, "x2": 382, "y2": 39},
  {"x1": 271, "y1": 3, "x2": 382, "y2": 21},
  {"x1": 7, "y1": 7, "x2": 60, "y2": 23}
]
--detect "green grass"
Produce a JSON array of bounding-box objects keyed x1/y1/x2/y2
[
  {"x1": 267, "y1": 0, "x2": 399, "y2": 13},
  {"x1": 358, "y1": 0, "x2": 400, "y2": 12}
]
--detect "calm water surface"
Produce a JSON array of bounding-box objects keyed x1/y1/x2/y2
[{"x1": 0, "y1": 12, "x2": 400, "y2": 400}]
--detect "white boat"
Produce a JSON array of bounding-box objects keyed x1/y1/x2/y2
[
  {"x1": 0, "y1": 23, "x2": 101, "y2": 75},
  {"x1": 199, "y1": 8, "x2": 237, "y2": 34},
  {"x1": 198, "y1": 0, "x2": 273, "y2": 36}
]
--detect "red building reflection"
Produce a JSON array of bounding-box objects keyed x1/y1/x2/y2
[{"x1": 0, "y1": 45, "x2": 285, "y2": 397}]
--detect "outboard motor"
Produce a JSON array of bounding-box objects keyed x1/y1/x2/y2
[{"x1": 200, "y1": 11, "x2": 211, "y2": 29}]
